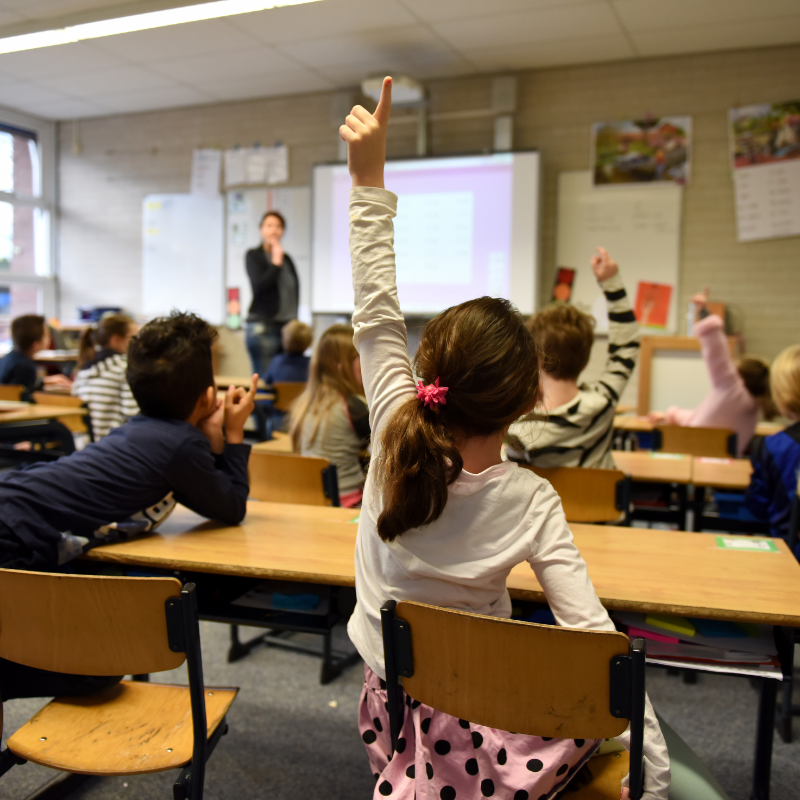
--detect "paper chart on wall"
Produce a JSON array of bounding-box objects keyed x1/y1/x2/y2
[
  {"x1": 190, "y1": 149, "x2": 222, "y2": 196},
  {"x1": 729, "y1": 101, "x2": 800, "y2": 242},
  {"x1": 223, "y1": 146, "x2": 289, "y2": 189}
]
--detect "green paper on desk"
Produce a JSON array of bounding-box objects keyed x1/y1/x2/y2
[{"x1": 716, "y1": 536, "x2": 778, "y2": 552}]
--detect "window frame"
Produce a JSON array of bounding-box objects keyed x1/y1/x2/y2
[{"x1": 0, "y1": 105, "x2": 56, "y2": 326}]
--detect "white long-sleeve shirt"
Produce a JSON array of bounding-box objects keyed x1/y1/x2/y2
[{"x1": 345, "y1": 187, "x2": 669, "y2": 798}]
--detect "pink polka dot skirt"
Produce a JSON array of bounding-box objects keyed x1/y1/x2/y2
[{"x1": 359, "y1": 664, "x2": 600, "y2": 800}]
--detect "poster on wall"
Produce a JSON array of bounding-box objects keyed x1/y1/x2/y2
[
  {"x1": 592, "y1": 117, "x2": 691, "y2": 186},
  {"x1": 729, "y1": 100, "x2": 800, "y2": 242},
  {"x1": 223, "y1": 146, "x2": 289, "y2": 189}
]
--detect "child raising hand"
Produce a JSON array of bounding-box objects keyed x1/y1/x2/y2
[{"x1": 341, "y1": 78, "x2": 670, "y2": 800}]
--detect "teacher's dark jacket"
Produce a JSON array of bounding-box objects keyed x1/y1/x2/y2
[{"x1": 245, "y1": 246, "x2": 299, "y2": 322}]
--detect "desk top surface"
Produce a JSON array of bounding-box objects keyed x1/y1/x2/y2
[
  {"x1": 0, "y1": 404, "x2": 87, "y2": 422},
  {"x1": 611, "y1": 451, "x2": 692, "y2": 483},
  {"x1": 692, "y1": 457, "x2": 753, "y2": 489},
  {"x1": 614, "y1": 416, "x2": 784, "y2": 439},
  {"x1": 33, "y1": 350, "x2": 79, "y2": 362},
  {"x1": 85, "y1": 501, "x2": 800, "y2": 627},
  {"x1": 252, "y1": 432, "x2": 294, "y2": 453},
  {"x1": 215, "y1": 374, "x2": 268, "y2": 391}
]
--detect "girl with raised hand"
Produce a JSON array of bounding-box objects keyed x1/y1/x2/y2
[{"x1": 340, "y1": 77, "x2": 670, "y2": 800}]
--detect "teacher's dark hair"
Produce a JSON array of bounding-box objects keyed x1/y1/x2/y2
[
  {"x1": 127, "y1": 311, "x2": 217, "y2": 421},
  {"x1": 260, "y1": 210, "x2": 286, "y2": 229},
  {"x1": 375, "y1": 297, "x2": 540, "y2": 542}
]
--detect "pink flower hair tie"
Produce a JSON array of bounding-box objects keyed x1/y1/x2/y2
[{"x1": 416, "y1": 377, "x2": 449, "y2": 410}]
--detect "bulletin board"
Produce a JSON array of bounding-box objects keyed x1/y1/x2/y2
[
  {"x1": 556, "y1": 171, "x2": 683, "y2": 333},
  {"x1": 226, "y1": 186, "x2": 311, "y2": 324}
]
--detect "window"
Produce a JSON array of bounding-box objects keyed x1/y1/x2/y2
[{"x1": 0, "y1": 112, "x2": 55, "y2": 352}]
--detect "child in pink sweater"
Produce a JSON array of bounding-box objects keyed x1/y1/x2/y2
[{"x1": 648, "y1": 290, "x2": 773, "y2": 456}]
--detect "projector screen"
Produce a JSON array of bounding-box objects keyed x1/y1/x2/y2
[{"x1": 311, "y1": 152, "x2": 540, "y2": 315}]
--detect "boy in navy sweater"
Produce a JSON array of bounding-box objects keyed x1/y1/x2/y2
[{"x1": 0, "y1": 312, "x2": 257, "y2": 700}]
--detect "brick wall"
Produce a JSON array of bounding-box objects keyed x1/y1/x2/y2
[{"x1": 57, "y1": 43, "x2": 800, "y2": 362}]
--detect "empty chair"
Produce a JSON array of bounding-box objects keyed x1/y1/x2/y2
[
  {"x1": 272, "y1": 381, "x2": 306, "y2": 413},
  {"x1": 0, "y1": 385, "x2": 24, "y2": 401},
  {"x1": 32, "y1": 391, "x2": 94, "y2": 441},
  {"x1": 519, "y1": 464, "x2": 631, "y2": 524},
  {"x1": 0, "y1": 570, "x2": 237, "y2": 800},
  {"x1": 653, "y1": 425, "x2": 736, "y2": 459},
  {"x1": 248, "y1": 450, "x2": 339, "y2": 506},
  {"x1": 381, "y1": 600, "x2": 645, "y2": 799}
]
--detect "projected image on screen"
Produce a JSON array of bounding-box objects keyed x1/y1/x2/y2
[{"x1": 312, "y1": 152, "x2": 539, "y2": 315}]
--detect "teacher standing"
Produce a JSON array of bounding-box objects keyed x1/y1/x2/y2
[{"x1": 245, "y1": 210, "x2": 299, "y2": 376}]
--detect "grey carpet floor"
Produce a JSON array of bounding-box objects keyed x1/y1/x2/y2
[{"x1": 2, "y1": 623, "x2": 799, "y2": 799}]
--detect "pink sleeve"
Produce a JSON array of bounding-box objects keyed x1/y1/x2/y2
[
  {"x1": 665, "y1": 406, "x2": 694, "y2": 426},
  {"x1": 695, "y1": 315, "x2": 739, "y2": 391}
]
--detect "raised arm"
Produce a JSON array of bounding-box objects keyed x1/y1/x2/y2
[
  {"x1": 590, "y1": 248, "x2": 640, "y2": 403},
  {"x1": 341, "y1": 77, "x2": 416, "y2": 436}
]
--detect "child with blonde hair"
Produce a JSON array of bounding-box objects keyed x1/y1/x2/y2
[
  {"x1": 746, "y1": 344, "x2": 800, "y2": 543},
  {"x1": 339, "y1": 77, "x2": 669, "y2": 800},
  {"x1": 289, "y1": 323, "x2": 369, "y2": 507}
]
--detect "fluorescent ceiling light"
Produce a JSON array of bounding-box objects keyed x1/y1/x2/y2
[{"x1": 0, "y1": 0, "x2": 323, "y2": 55}]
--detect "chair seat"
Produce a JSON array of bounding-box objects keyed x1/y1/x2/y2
[
  {"x1": 7, "y1": 680, "x2": 237, "y2": 775},
  {"x1": 570, "y1": 751, "x2": 629, "y2": 798}
]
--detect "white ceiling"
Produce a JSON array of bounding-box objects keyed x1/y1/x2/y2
[{"x1": 0, "y1": 0, "x2": 798, "y2": 120}]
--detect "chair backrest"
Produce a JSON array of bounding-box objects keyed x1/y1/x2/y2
[
  {"x1": 653, "y1": 425, "x2": 736, "y2": 458},
  {"x1": 32, "y1": 391, "x2": 91, "y2": 436},
  {"x1": 519, "y1": 465, "x2": 630, "y2": 523},
  {"x1": 248, "y1": 450, "x2": 339, "y2": 506},
  {"x1": 0, "y1": 385, "x2": 24, "y2": 401},
  {"x1": 0, "y1": 569, "x2": 186, "y2": 676},
  {"x1": 387, "y1": 601, "x2": 631, "y2": 738},
  {"x1": 272, "y1": 381, "x2": 306, "y2": 412}
]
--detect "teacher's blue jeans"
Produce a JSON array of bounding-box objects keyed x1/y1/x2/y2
[{"x1": 245, "y1": 320, "x2": 282, "y2": 377}]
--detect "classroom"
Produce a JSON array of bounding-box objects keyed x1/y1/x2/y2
[{"x1": 0, "y1": 1, "x2": 799, "y2": 799}]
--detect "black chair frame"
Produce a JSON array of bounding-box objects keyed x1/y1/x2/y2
[{"x1": 380, "y1": 600, "x2": 646, "y2": 799}]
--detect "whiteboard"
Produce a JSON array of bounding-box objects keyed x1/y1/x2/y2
[
  {"x1": 142, "y1": 194, "x2": 224, "y2": 324},
  {"x1": 226, "y1": 186, "x2": 311, "y2": 324},
  {"x1": 650, "y1": 350, "x2": 711, "y2": 412},
  {"x1": 556, "y1": 171, "x2": 682, "y2": 333}
]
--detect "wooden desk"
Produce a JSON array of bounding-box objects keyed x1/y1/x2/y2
[
  {"x1": 85, "y1": 502, "x2": 800, "y2": 627},
  {"x1": 612, "y1": 451, "x2": 692, "y2": 484},
  {"x1": 0, "y1": 399, "x2": 28, "y2": 411},
  {"x1": 0, "y1": 404, "x2": 87, "y2": 423},
  {"x1": 755, "y1": 422, "x2": 785, "y2": 437},
  {"x1": 33, "y1": 349, "x2": 79, "y2": 363},
  {"x1": 252, "y1": 432, "x2": 294, "y2": 454},
  {"x1": 692, "y1": 457, "x2": 753, "y2": 490},
  {"x1": 614, "y1": 417, "x2": 784, "y2": 439},
  {"x1": 215, "y1": 374, "x2": 268, "y2": 391}
]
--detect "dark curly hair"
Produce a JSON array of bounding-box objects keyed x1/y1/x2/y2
[{"x1": 127, "y1": 311, "x2": 217, "y2": 420}]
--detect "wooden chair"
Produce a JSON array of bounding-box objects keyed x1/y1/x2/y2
[
  {"x1": 248, "y1": 450, "x2": 340, "y2": 507},
  {"x1": 272, "y1": 381, "x2": 306, "y2": 413},
  {"x1": 0, "y1": 385, "x2": 24, "y2": 401},
  {"x1": 381, "y1": 601, "x2": 646, "y2": 799},
  {"x1": 32, "y1": 391, "x2": 94, "y2": 441},
  {"x1": 519, "y1": 465, "x2": 631, "y2": 524},
  {"x1": 653, "y1": 425, "x2": 736, "y2": 459},
  {"x1": 0, "y1": 570, "x2": 237, "y2": 799}
]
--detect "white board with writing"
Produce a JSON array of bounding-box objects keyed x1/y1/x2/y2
[
  {"x1": 142, "y1": 194, "x2": 224, "y2": 325},
  {"x1": 556, "y1": 171, "x2": 682, "y2": 333}
]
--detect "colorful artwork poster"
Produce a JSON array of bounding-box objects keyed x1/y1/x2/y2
[
  {"x1": 729, "y1": 101, "x2": 800, "y2": 169},
  {"x1": 592, "y1": 117, "x2": 691, "y2": 186},
  {"x1": 634, "y1": 282, "x2": 672, "y2": 329}
]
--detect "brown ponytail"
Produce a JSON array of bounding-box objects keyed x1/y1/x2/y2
[
  {"x1": 77, "y1": 314, "x2": 135, "y2": 370},
  {"x1": 737, "y1": 357, "x2": 778, "y2": 421},
  {"x1": 77, "y1": 327, "x2": 96, "y2": 370},
  {"x1": 375, "y1": 296, "x2": 540, "y2": 542}
]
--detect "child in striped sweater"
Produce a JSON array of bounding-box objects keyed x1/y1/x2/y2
[{"x1": 506, "y1": 253, "x2": 639, "y2": 468}]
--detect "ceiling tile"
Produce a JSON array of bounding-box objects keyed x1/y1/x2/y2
[
  {"x1": 227, "y1": 0, "x2": 417, "y2": 44},
  {"x1": 467, "y1": 32, "x2": 636, "y2": 72},
  {"x1": 90, "y1": 83, "x2": 215, "y2": 114},
  {"x1": 432, "y1": 3, "x2": 622, "y2": 51},
  {"x1": 149, "y1": 46, "x2": 303, "y2": 83},
  {"x1": 278, "y1": 25, "x2": 466, "y2": 70},
  {"x1": 0, "y1": 79, "x2": 67, "y2": 115},
  {"x1": 33, "y1": 97, "x2": 110, "y2": 120},
  {"x1": 38, "y1": 64, "x2": 180, "y2": 95},
  {"x1": 399, "y1": 0, "x2": 599, "y2": 24},
  {"x1": 0, "y1": 41, "x2": 125, "y2": 79},
  {"x1": 612, "y1": 0, "x2": 800, "y2": 32},
  {"x1": 87, "y1": 18, "x2": 262, "y2": 61},
  {"x1": 200, "y1": 69, "x2": 334, "y2": 102},
  {"x1": 632, "y1": 16, "x2": 800, "y2": 57}
]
